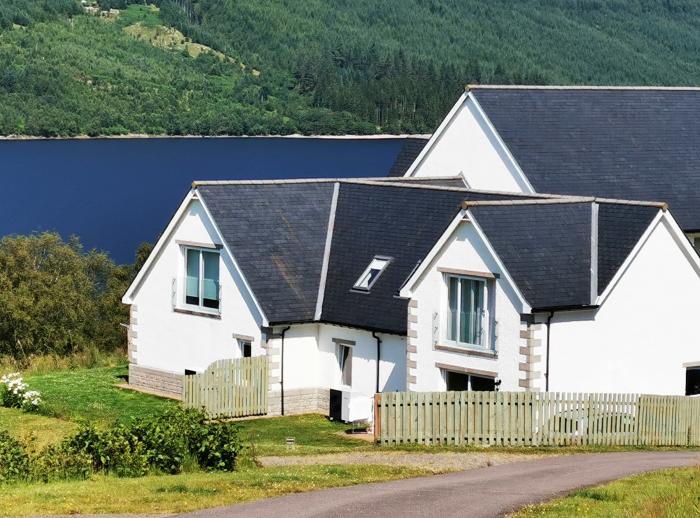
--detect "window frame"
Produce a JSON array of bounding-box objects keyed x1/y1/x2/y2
[
  {"x1": 182, "y1": 246, "x2": 221, "y2": 313},
  {"x1": 443, "y1": 273, "x2": 491, "y2": 350},
  {"x1": 238, "y1": 339, "x2": 252, "y2": 358},
  {"x1": 352, "y1": 256, "x2": 392, "y2": 292},
  {"x1": 336, "y1": 342, "x2": 353, "y2": 388}
]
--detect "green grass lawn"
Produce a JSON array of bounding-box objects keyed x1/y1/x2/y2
[
  {"x1": 0, "y1": 407, "x2": 76, "y2": 450},
  {"x1": 515, "y1": 466, "x2": 700, "y2": 517},
  {"x1": 26, "y1": 366, "x2": 175, "y2": 425},
  {"x1": 0, "y1": 464, "x2": 436, "y2": 515},
  {"x1": 237, "y1": 414, "x2": 373, "y2": 457}
]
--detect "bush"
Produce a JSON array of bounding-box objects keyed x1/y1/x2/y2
[
  {"x1": 65, "y1": 408, "x2": 241, "y2": 476},
  {"x1": 0, "y1": 372, "x2": 41, "y2": 411},
  {"x1": 0, "y1": 430, "x2": 30, "y2": 483},
  {"x1": 32, "y1": 443, "x2": 92, "y2": 483}
]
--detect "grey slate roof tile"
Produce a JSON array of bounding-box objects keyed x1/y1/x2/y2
[
  {"x1": 197, "y1": 183, "x2": 333, "y2": 323},
  {"x1": 472, "y1": 88, "x2": 700, "y2": 231},
  {"x1": 196, "y1": 180, "x2": 660, "y2": 333}
]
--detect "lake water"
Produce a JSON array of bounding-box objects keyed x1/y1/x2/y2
[{"x1": 1, "y1": 137, "x2": 404, "y2": 263}]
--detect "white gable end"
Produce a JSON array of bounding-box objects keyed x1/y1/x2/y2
[
  {"x1": 126, "y1": 196, "x2": 265, "y2": 373},
  {"x1": 407, "y1": 94, "x2": 533, "y2": 193}
]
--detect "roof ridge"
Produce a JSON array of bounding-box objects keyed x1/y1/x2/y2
[
  {"x1": 192, "y1": 176, "x2": 458, "y2": 187},
  {"x1": 463, "y1": 197, "x2": 667, "y2": 209},
  {"x1": 314, "y1": 182, "x2": 339, "y2": 321},
  {"x1": 467, "y1": 84, "x2": 700, "y2": 91}
]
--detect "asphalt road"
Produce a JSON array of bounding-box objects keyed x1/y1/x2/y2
[{"x1": 179, "y1": 451, "x2": 700, "y2": 518}]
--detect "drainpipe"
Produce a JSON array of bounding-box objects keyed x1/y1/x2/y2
[
  {"x1": 544, "y1": 312, "x2": 554, "y2": 392},
  {"x1": 372, "y1": 332, "x2": 382, "y2": 394},
  {"x1": 279, "y1": 326, "x2": 290, "y2": 416}
]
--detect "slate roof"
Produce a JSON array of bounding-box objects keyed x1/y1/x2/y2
[
  {"x1": 197, "y1": 182, "x2": 334, "y2": 323},
  {"x1": 470, "y1": 87, "x2": 700, "y2": 231},
  {"x1": 197, "y1": 180, "x2": 661, "y2": 334},
  {"x1": 387, "y1": 137, "x2": 429, "y2": 177}
]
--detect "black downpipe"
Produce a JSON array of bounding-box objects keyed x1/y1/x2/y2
[
  {"x1": 279, "y1": 326, "x2": 290, "y2": 416},
  {"x1": 544, "y1": 312, "x2": 554, "y2": 392},
  {"x1": 372, "y1": 332, "x2": 382, "y2": 394}
]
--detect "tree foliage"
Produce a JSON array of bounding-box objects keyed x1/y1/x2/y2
[
  {"x1": 2, "y1": 0, "x2": 700, "y2": 134},
  {"x1": 0, "y1": 233, "x2": 129, "y2": 359}
]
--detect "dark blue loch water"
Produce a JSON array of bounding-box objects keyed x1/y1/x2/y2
[{"x1": 1, "y1": 137, "x2": 403, "y2": 263}]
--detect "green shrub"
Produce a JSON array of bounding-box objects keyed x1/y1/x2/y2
[
  {"x1": 32, "y1": 443, "x2": 92, "y2": 483},
  {"x1": 64, "y1": 408, "x2": 242, "y2": 477},
  {"x1": 0, "y1": 430, "x2": 30, "y2": 483}
]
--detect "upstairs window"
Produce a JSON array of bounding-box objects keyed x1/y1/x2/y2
[
  {"x1": 446, "y1": 276, "x2": 486, "y2": 347},
  {"x1": 185, "y1": 248, "x2": 220, "y2": 310},
  {"x1": 353, "y1": 256, "x2": 391, "y2": 291}
]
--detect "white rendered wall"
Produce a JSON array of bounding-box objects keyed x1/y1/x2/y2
[
  {"x1": 277, "y1": 323, "x2": 406, "y2": 396},
  {"x1": 546, "y1": 216, "x2": 700, "y2": 395},
  {"x1": 129, "y1": 199, "x2": 265, "y2": 374},
  {"x1": 409, "y1": 97, "x2": 531, "y2": 193},
  {"x1": 409, "y1": 221, "x2": 525, "y2": 392}
]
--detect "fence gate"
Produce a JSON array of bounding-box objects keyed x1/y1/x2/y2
[{"x1": 182, "y1": 356, "x2": 268, "y2": 418}]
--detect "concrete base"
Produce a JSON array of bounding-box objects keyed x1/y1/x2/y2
[
  {"x1": 268, "y1": 387, "x2": 330, "y2": 416},
  {"x1": 128, "y1": 364, "x2": 183, "y2": 400}
]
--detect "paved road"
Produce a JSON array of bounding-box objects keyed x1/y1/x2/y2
[{"x1": 180, "y1": 452, "x2": 700, "y2": 518}]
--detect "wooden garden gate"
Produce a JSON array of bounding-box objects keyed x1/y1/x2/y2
[{"x1": 182, "y1": 357, "x2": 268, "y2": 418}]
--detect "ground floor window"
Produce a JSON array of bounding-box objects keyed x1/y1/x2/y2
[
  {"x1": 686, "y1": 367, "x2": 700, "y2": 396},
  {"x1": 238, "y1": 340, "x2": 251, "y2": 358},
  {"x1": 336, "y1": 343, "x2": 352, "y2": 387},
  {"x1": 445, "y1": 371, "x2": 496, "y2": 391}
]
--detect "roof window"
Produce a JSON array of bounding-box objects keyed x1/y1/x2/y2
[{"x1": 353, "y1": 256, "x2": 391, "y2": 291}]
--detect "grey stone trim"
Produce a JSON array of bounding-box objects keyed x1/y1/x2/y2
[
  {"x1": 268, "y1": 387, "x2": 330, "y2": 416},
  {"x1": 127, "y1": 305, "x2": 138, "y2": 363},
  {"x1": 408, "y1": 314, "x2": 418, "y2": 323},
  {"x1": 407, "y1": 345, "x2": 417, "y2": 353},
  {"x1": 408, "y1": 375, "x2": 417, "y2": 385},
  {"x1": 408, "y1": 299, "x2": 418, "y2": 308},
  {"x1": 232, "y1": 333, "x2": 255, "y2": 342},
  {"x1": 407, "y1": 329, "x2": 418, "y2": 338},
  {"x1": 519, "y1": 321, "x2": 544, "y2": 391},
  {"x1": 434, "y1": 343, "x2": 498, "y2": 359},
  {"x1": 435, "y1": 362, "x2": 497, "y2": 379},
  {"x1": 128, "y1": 364, "x2": 183, "y2": 400}
]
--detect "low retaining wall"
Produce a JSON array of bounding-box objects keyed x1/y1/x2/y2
[
  {"x1": 128, "y1": 364, "x2": 183, "y2": 400},
  {"x1": 268, "y1": 387, "x2": 330, "y2": 416}
]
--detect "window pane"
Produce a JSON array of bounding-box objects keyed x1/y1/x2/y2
[
  {"x1": 459, "y1": 279, "x2": 484, "y2": 345},
  {"x1": 448, "y1": 277, "x2": 458, "y2": 341},
  {"x1": 446, "y1": 371, "x2": 469, "y2": 391},
  {"x1": 338, "y1": 345, "x2": 352, "y2": 386},
  {"x1": 185, "y1": 249, "x2": 200, "y2": 305},
  {"x1": 470, "y1": 375, "x2": 495, "y2": 392},
  {"x1": 202, "y1": 251, "x2": 220, "y2": 308}
]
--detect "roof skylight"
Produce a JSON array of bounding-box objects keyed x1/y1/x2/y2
[{"x1": 353, "y1": 257, "x2": 391, "y2": 291}]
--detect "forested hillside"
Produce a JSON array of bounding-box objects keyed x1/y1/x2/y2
[{"x1": 2, "y1": 0, "x2": 700, "y2": 136}]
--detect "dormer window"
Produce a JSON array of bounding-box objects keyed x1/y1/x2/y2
[{"x1": 353, "y1": 256, "x2": 391, "y2": 291}]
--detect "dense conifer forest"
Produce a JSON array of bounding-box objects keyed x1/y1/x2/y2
[{"x1": 2, "y1": 0, "x2": 700, "y2": 136}]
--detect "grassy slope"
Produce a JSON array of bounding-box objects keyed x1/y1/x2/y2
[
  {"x1": 515, "y1": 466, "x2": 700, "y2": 517},
  {"x1": 0, "y1": 465, "x2": 436, "y2": 515},
  {"x1": 25, "y1": 366, "x2": 175, "y2": 424}
]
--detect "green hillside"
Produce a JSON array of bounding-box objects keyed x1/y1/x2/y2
[{"x1": 2, "y1": 0, "x2": 700, "y2": 136}]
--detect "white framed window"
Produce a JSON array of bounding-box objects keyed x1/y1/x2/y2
[
  {"x1": 238, "y1": 339, "x2": 252, "y2": 358},
  {"x1": 445, "y1": 275, "x2": 489, "y2": 348},
  {"x1": 184, "y1": 247, "x2": 220, "y2": 310},
  {"x1": 336, "y1": 342, "x2": 353, "y2": 387},
  {"x1": 353, "y1": 256, "x2": 391, "y2": 291}
]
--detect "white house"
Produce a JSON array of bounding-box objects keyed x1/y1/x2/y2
[
  {"x1": 397, "y1": 86, "x2": 700, "y2": 251},
  {"x1": 123, "y1": 177, "x2": 700, "y2": 421}
]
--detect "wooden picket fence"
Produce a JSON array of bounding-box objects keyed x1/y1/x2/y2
[
  {"x1": 375, "y1": 391, "x2": 700, "y2": 447},
  {"x1": 182, "y1": 357, "x2": 268, "y2": 418}
]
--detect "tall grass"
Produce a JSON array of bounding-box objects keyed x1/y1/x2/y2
[{"x1": 0, "y1": 348, "x2": 126, "y2": 376}]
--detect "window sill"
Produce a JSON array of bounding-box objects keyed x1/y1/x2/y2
[
  {"x1": 435, "y1": 343, "x2": 497, "y2": 359},
  {"x1": 173, "y1": 306, "x2": 221, "y2": 320}
]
